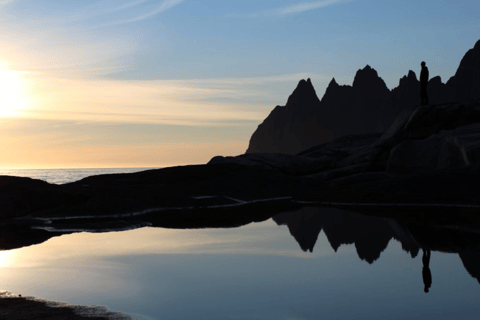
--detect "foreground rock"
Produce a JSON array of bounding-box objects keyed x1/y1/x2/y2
[
  {"x1": 0, "y1": 291, "x2": 132, "y2": 320},
  {"x1": 0, "y1": 162, "x2": 311, "y2": 233},
  {"x1": 2, "y1": 99, "x2": 480, "y2": 246},
  {"x1": 213, "y1": 98, "x2": 480, "y2": 208}
]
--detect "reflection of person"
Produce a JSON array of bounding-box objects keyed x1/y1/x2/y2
[
  {"x1": 420, "y1": 61, "x2": 429, "y2": 105},
  {"x1": 422, "y1": 249, "x2": 432, "y2": 293}
]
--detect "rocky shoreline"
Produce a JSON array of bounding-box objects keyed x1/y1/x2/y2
[
  {"x1": 0, "y1": 291, "x2": 132, "y2": 320},
  {"x1": 1, "y1": 99, "x2": 480, "y2": 243}
]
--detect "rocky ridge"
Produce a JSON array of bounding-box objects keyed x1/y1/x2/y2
[
  {"x1": 246, "y1": 40, "x2": 480, "y2": 155},
  {"x1": 212, "y1": 98, "x2": 480, "y2": 206}
]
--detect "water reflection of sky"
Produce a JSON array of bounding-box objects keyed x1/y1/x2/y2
[{"x1": 1, "y1": 218, "x2": 479, "y2": 320}]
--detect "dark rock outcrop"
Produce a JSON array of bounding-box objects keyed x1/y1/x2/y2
[
  {"x1": 4, "y1": 99, "x2": 480, "y2": 240},
  {"x1": 221, "y1": 99, "x2": 480, "y2": 177},
  {"x1": 0, "y1": 291, "x2": 132, "y2": 320},
  {"x1": 246, "y1": 78, "x2": 330, "y2": 154},
  {"x1": 213, "y1": 99, "x2": 480, "y2": 208},
  {"x1": 246, "y1": 40, "x2": 480, "y2": 155},
  {"x1": 443, "y1": 39, "x2": 480, "y2": 103}
]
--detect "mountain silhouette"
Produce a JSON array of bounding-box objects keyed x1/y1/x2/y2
[
  {"x1": 245, "y1": 78, "x2": 328, "y2": 155},
  {"x1": 272, "y1": 207, "x2": 418, "y2": 264},
  {"x1": 272, "y1": 206, "x2": 480, "y2": 287},
  {"x1": 247, "y1": 39, "x2": 480, "y2": 155},
  {"x1": 444, "y1": 40, "x2": 480, "y2": 102}
]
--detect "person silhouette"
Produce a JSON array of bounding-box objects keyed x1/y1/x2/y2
[
  {"x1": 422, "y1": 249, "x2": 432, "y2": 293},
  {"x1": 420, "y1": 61, "x2": 429, "y2": 105}
]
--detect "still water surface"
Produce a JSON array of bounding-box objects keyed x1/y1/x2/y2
[
  {"x1": 1, "y1": 212, "x2": 480, "y2": 319},
  {"x1": 0, "y1": 169, "x2": 479, "y2": 319}
]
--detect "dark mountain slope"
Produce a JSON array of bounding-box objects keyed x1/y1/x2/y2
[{"x1": 246, "y1": 40, "x2": 480, "y2": 155}]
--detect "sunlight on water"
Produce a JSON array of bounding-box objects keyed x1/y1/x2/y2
[
  {"x1": 0, "y1": 167, "x2": 157, "y2": 184},
  {"x1": 5, "y1": 220, "x2": 348, "y2": 269},
  {"x1": 0, "y1": 219, "x2": 359, "y2": 320}
]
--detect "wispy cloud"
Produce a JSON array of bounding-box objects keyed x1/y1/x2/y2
[
  {"x1": 274, "y1": 0, "x2": 348, "y2": 15},
  {"x1": 232, "y1": 0, "x2": 351, "y2": 18},
  {"x1": 22, "y1": 0, "x2": 186, "y2": 27},
  {"x1": 96, "y1": 0, "x2": 185, "y2": 26},
  {"x1": 112, "y1": 0, "x2": 152, "y2": 12},
  {"x1": 0, "y1": 30, "x2": 136, "y2": 79},
  {"x1": 0, "y1": 0, "x2": 186, "y2": 80},
  {"x1": 17, "y1": 72, "x2": 324, "y2": 126}
]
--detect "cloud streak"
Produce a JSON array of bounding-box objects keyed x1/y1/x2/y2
[
  {"x1": 16, "y1": 72, "x2": 323, "y2": 127},
  {"x1": 25, "y1": 0, "x2": 186, "y2": 27},
  {"x1": 274, "y1": 0, "x2": 348, "y2": 15},
  {"x1": 112, "y1": 0, "x2": 152, "y2": 12},
  {"x1": 97, "y1": 0, "x2": 185, "y2": 26},
  {"x1": 234, "y1": 0, "x2": 351, "y2": 18}
]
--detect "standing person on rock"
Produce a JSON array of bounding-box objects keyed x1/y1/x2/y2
[{"x1": 420, "y1": 61, "x2": 429, "y2": 105}]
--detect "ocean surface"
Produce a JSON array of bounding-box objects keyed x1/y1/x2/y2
[
  {"x1": 1, "y1": 168, "x2": 480, "y2": 319},
  {"x1": 0, "y1": 167, "x2": 157, "y2": 184}
]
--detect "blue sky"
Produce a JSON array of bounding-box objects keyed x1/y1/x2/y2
[{"x1": 0, "y1": 0, "x2": 479, "y2": 168}]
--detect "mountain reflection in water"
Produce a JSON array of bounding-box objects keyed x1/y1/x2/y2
[
  {"x1": 273, "y1": 207, "x2": 480, "y2": 289},
  {"x1": 2, "y1": 205, "x2": 480, "y2": 319},
  {"x1": 3, "y1": 205, "x2": 480, "y2": 291}
]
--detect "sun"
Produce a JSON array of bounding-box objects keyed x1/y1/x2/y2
[
  {"x1": 0, "y1": 250, "x2": 13, "y2": 268},
  {"x1": 0, "y1": 64, "x2": 28, "y2": 117}
]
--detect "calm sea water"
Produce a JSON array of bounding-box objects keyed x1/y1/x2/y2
[
  {"x1": 0, "y1": 167, "x2": 158, "y2": 184},
  {"x1": 1, "y1": 169, "x2": 480, "y2": 319}
]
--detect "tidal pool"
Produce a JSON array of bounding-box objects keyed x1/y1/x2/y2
[{"x1": 1, "y1": 207, "x2": 479, "y2": 319}]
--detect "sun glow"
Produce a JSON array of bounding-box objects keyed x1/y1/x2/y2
[
  {"x1": 0, "y1": 250, "x2": 13, "y2": 268},
  {"x1": 0, "y1": 62, "x2": 29, "y2": 117}
]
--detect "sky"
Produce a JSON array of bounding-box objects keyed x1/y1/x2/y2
[{"x1": 0, "y1": 0, "x2": 479, "y2": 169}]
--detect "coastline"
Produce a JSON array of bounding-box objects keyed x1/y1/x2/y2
[{"x1": 0, "y1": 291, "x2": 133, "y2": 320}]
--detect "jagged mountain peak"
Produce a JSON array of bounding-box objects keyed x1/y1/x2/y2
[
  {"x1": 322, "y1": 77, "x2": 344, "y2": 104},
  {"x1": 397, "y1": 70, "x2": 418, "y2": 88},
  {"x1": 445, "y1": 39, "x2": 480, "y2": 101},
  {"x1": 328, "y1": 77, "x2": 339, "y2": 87},
  {"x1": 356, "y1": 64, "x2": 376, "y2": 75},
  {"x1": 296, "y1": 78, "x2": 314, "y2": 91},
  {"x1": 452, "y1": 40, "x2": 480, "y2": 77},
  {"x1": 407, "y1": 70, "x2": 417, "y2": 80},
  {"x1": 285, "y1": 78, "x2": 320, "y2": 110},
  {"x1": 352, "y1": 65, "x2": 389, "y2": 92},
  {"x1": 245, "y1": 39, "x2": 480, "y2": 155}
]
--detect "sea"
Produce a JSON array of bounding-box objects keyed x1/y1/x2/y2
[
  {"x1": 0, "y1": 167, "x2": 156, "y2": 184},
  {"x1": 1, "y1": 168, "x2": 480, "y2": 320}
]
